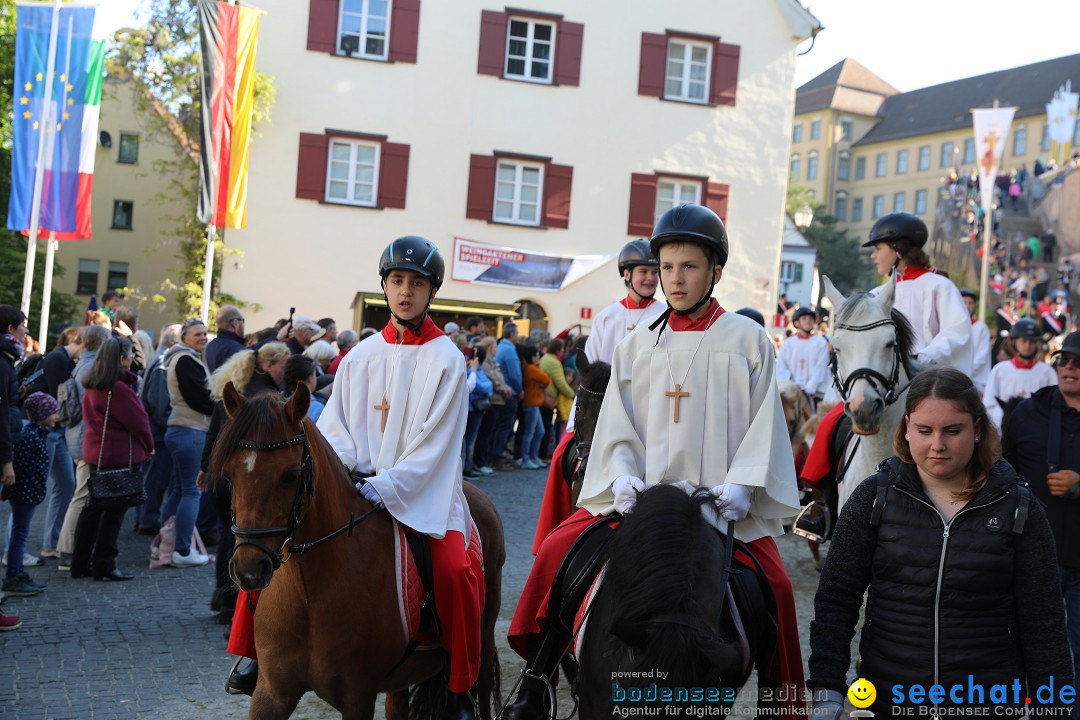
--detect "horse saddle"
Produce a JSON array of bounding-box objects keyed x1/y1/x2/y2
[
  {"x1": 547, "y1": 515, "x2": 618, "y2": 637},
  {"x1": 392, "y1": 518, "x2": 483, "y2": 644}
]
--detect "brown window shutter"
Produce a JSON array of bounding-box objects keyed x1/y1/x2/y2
[
  {"x1": 627, "y1": 173, "x2": 659, "y2": 235},
  {"x1": 388, "y1": 0, "x2": 420, "y2": 63},
  {"x1": 553, "y1": 21, "x2": 584, "y2": 87},
  {"x1": 477, "y1": 10, "x2": 507, "y2": 77},
  {"x1": 542, "y1": 163, "x2": 573, "y2": 229},
  {"x1": 710, "y1": 42, "x2": 740, "y2": 106},
  {"x1": 466, "y1": 154, "x2": 497, "y2": 220},
  {"x1": 638, "y1": 33, "x2": 667, "y2": 98},
  {"x1": 307, "y1": 0, "x2": 339, "y2": 53},
  {"x1": 378, "y1": 142, "x2": 410, "y2": 209},
  {"x1": 296, "y1": 133, "x2": 329, "y2": 200},
  {"x1": 703, "y1": 181, "x2": 730, "y2": 222}
]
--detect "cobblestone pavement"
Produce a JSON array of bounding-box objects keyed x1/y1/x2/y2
[{"x1": 0, "y1": 465, "x2": 828, "y2": 719}]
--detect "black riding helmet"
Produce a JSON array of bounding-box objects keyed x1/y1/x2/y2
[
  {"x1": 379, "y1": 236, "x2": 444, "y2": 334},
  {"x1": 862, "y1": 212, "x2": 929, "y2": 250},
  {"x1": 959, "y1": 288, "x2": 977, "y2": 300},
  {"x1": 618, "y1": 239, "x2": 659, "y2": 276},
  {"x1": 792, "y1": 306, "x2": 817, "y2": 323},
  {"x1": 735, "y1": 307, "x2": 765, "y2": 327},
  {"x1": 1010, "y1": 318, "x2": 1042, "y2": 341}
]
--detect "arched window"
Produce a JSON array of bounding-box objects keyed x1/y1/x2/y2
[
  {"x1": 837, "y1": 151, "x2": 851, "y2": 181},
  {"x1": 807, "y1": 151, "x2": 818, "y2": 181},
  {"x1": 790, "y1": 154, "x2": 800, "y2": 179},
  {"x1": 834, "y1": 191, "x2": 848, "y2": 221}
]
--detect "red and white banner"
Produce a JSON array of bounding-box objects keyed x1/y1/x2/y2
[
  {"x1": 971, "y1": 106, "x2": 1017, "y2": 217},
  {"x1": 451, "y1": 236, "x2": 614, "y2": 292}
]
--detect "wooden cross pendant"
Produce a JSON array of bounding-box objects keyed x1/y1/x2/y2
[
  {"x1": 665, "y1": 384, "x2": 689, "y2": 423},
  {"x1": 374, "y1": 397, "x2": 390, "y2": 432}
]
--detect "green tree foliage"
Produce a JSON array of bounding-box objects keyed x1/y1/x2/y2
[
  {"x1": 786, "y1": 181, "x2": 874, "y2": 297},
  {"x1": 109, "y1": 0, "x2": 274, "y2": 323},
  {"x1": 0, "y1": 0, "x2": 80, "y2": 345}
]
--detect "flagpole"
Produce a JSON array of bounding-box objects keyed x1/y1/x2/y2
[
  {"x1": 978, "y1": 207, "x2": 992, "y2": 324},
  {"x1": 200, "y1": 225, "x2": 216, "y2": 325},
  {"x1": 20, "y1": 0, "x2": 64, "y2": 318},
  {"x1": 39, "y1": 234, "x2": 56, "y2": 343}
]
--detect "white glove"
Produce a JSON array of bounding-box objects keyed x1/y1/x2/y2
[
  {"x1": 709, "y1": 483, "x2": 752, "y2": 522},
  {"x1": 810, "y1": 690, "x2": 847, "y2": 720},
  {"x1": 356, "y1": 481, "x2": 384, "y2": 508},
  {"x1": 612, "y1": 475, "x2": 646, "y2": 515}
]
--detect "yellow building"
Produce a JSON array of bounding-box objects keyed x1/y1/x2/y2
[{"x1": 794, "y1": 54, "x2": 1080, "y2": 241}]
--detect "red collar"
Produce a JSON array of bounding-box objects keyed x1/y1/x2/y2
[
  {"x1": 381, "y1": 316, "x2": 443, "y2": 346},
  {"x1": 896, "y1": 265, "x2": 934, "y2": 282},
  {"x1": 620, "y1": 295, "x2": 656, "y2": 310},
  {"x1": 668, "y1": 299, "x2": 725, "y2": 331},
  {"x1": 796, "y1": 331, "x2": 814, "y2": 339},
  {"x1": 970, "y1": 317, "x2": 977, "y2": 325},
  {"x1": 1011, "y1": 356, "x2": 1039, "y2": 370}
]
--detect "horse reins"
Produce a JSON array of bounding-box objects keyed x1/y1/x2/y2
[
  {"x1": 829, "y1": 317, "x2": 910, "y2": 408},
  {"x1": 229, "y1": 427, "x2": 380, "y2": 570}
]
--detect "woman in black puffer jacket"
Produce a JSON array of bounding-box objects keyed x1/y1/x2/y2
[{"x1": 809, "y1": 367, "x2": 1072, "y2": 718}]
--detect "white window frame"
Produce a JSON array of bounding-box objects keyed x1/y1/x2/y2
[
  {"x1": 834, "y1": 191, "x2": 848, "y2": 221},
  {"x1": 664, "y1": 38, "x2": 711, "y2": 104},
  {"x1": 325, "y1": 138, "x2": 381, "y2": 207},
  {"x1": 896, "y1": 149, "x2": 908, "y2": 175},
  {"x1": 792, "y1": 124, "x2": 803, "y2": 143},
  {"x1": 790, "y1": 154, "x2": 800, "y2": 179},
  {"x1": 493, "y1": 159, "x2": 544, "y2": 226},
  {"x1": 807, "y1": 151, "x2": 818, "y2": 181},
  {"x1": 875, "y1": 153, "x2": 887, "y2": 178},
  {"x1": 780, "y1": 261, "x2": 797, "y2": 283},
  {"x1": 654, "y1": 177, "x2": 702, "y2": 224},
  {"x1": 837, "y1": 151, "x2": 850, "y2": 181},
  {"x1": 918, "y1": 145, "x2": 931, "y2": 171},
  {"x1": 915, "y1": 189, "x2": 928, "y2": 215},
  {"x1": 893, "y1": 191, "x2": 906, "y2": 213},
  {"x1": 940, "y1": 141, "x2": 954, "y2": 168},
  {"x1": 852, "y1": 197, "x2": 863, "y2": 222},
  {"x1": 963, "y1": 138, "x2": 976, "y2": 164},
  {"x1": 872, "y1": 195, "x2": 884, "y2": 220},
  {"x1": 504, "y1": 17, "x2": 556, "y2": 84},
  {"x1": 1013, "y1": 125, "x2": 1027, "y2": 156},
  {"x1": 337, "y1": 0, "x2": 391, "y2": 61},
  {"x1": 810, "y1": 118, "x2": 821, "y2": 140}
]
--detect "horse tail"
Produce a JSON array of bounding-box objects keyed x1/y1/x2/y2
[
  {"x1": 407, "y1": 675, "x2": 446, "y2": 720},
  {"x1": 602, "y1": 485, "x2": 736, "y2": 686}
]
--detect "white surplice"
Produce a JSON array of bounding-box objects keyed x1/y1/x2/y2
[
  {"x1": 983, "y1": 359, "x2": 1058, "y2": 429},
  {"x1": 578, "y1": 311, "x2": 801, "y2": 542},
  {"x1": 872, "y1": 272, "x2": 974, "y2": 375},
  {"x1": 584, "y1": 297, "x2": 665, "y2": 365},
  {"x1": 776, "y1": 333, "x2": 832, "y2": 397},
  {"x1": 317, "y1": 332, "x2": 471, "y2": 539}
]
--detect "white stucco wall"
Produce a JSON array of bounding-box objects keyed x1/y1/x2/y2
[{"x1": 224, "y1": 0, "x2": 810, "y2": 332}]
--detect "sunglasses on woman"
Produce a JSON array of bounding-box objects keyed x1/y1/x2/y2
[{"x1": 1053, "y1": 354, "x2": 1080, "y2": 369}]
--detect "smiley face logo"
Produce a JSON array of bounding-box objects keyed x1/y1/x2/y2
[{"x1": 848, "y1": 678, "x2": 876, "y2": 709}]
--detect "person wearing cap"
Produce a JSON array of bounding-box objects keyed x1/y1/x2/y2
[
  {"x1": 959, "y1": 288, "x2": 992, "y2": 394},
  {"x1": 583, "y1": 239, "x2": 665, "y2": 366},
  {"x1": 1003, "y1": 330, "x2": 1080, "y2": 713},
  {"x1": 777, "y1": 306, "x2": 831, "y2": 404},
  {"x1": 865, "y1": 212, "x2": 973, "y2": 376},
  {"x1": 984, "y1": 318, "x2": 1057, "y2": 430},
  {"x1": 315, "y1": 236, "x2": 484, "y2": 719},
  {"x1": 444, "y1": 321, "x2": 461, "y2": 336},
  {"x1": 504, "y1": 204, "x2": 804, "y2": 719}
]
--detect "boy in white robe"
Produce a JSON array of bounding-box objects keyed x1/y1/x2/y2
[
  {"x1": 777, "y1": 306, "x2": 831, "y2": 402},
  {"x1": 505, "y1": 205, "x2": 804, "y2": 719},
  {"x1": 583, "y1": 239, "x2": 665, "y2": 366},
  {"x1": 984, "y1": 318, "x2": 1057, "y2": 429},
  {"x1": 317, "y1": 236, "x2": 483, "y2": 719}
]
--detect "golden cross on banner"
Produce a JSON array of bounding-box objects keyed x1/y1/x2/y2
[
  {"x1": 374, "y1": 397, "x2": 390, "y2": 432},
  {"x1": 979, "y1": 130, "x2": 1000, "y2": 175},
  {"x1": 665, "y1": 384, "x2": 689, "y2": 423}
]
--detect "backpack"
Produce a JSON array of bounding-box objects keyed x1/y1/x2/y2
[
  {"x1": 140, "y1": 362, "x2": 171, "y2": 431},
  {"x1": 56, "y1": 373, "x2": 82, "y2": 428},
  {"x1": 15, "y1": 354, "x2": 46, "y2": 407}
]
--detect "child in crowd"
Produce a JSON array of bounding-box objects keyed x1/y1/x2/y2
[{"x1": 3, "y1": 392, "x2": 59, "y2": 596}]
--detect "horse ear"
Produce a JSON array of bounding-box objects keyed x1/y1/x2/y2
[
  {"x1": 575, "y1": 346, "x2": 591, "y2": 376},
  {"x1": 286, "y1": 382, "x2": 311, "y2": 426},
  {"x1": 223, "y1": 381, "x2": 245, "y2": 419},
  {"x1": 822, "y1": 275, "x2": 846, "y2": 313},
  {"x1": 877, "y1": 272, "x2": 897, "y2": 309}
]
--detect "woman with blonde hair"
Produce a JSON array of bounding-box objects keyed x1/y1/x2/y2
[
  {"x1": 302, "y1": 339, "x2": 336, "y2": 374},
  {"x1": 809, "y1": 366, "x2": 1072, "y2": 718},
  {"x1": 198, "y1": 341, "x2": 288, "y2": 633}
]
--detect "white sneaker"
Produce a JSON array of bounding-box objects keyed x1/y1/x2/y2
[
  {"x1": 477, "y1": 466, "x2": 494, "y2": 476},
  {"x1": 1, "y1": 553, "x2": 41, "y2": 567},
  {"x1": 171, "y1": 550, "x2": 209, "y2": 567}
]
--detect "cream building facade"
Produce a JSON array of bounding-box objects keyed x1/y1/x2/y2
[
  {"x1": 222, "y1": 0, "x2": 821, "y2": 334},
  {"x1": 794, "y1": 54, "x2": 1080, "y2": 242}
]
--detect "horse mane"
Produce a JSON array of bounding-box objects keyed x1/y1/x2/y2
[
  {"x1": 836, "y1": 292, "x2": 918, "y2": 376},
  {"x1": 602, "y1": 485, "x2": 731, "y2": 683},
  {"x1": 208, "y1": 393, "x2": 290, "y2": 483}
]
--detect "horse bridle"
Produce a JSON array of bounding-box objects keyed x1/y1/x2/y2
[
  {"x1": 229, "y1": 426, "x2": 378, "y2": 570},
  {"x1": 567, "y1": 383, "x2": 606, "y2": 485},
  {"x1": 829, "y1": 317, "x2": 910, "y2": 408}
]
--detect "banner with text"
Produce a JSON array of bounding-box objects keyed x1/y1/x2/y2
[
  {"x1": 972, "y1": 106, "x2": 1018, "y2": 217},
  {"x1": 452, "y1": 237, "x2": 614, "y2": 292}
]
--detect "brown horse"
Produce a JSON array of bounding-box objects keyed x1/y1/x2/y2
[{"x1": 213, "y1": 382, "x2": 505, "y2": 720}]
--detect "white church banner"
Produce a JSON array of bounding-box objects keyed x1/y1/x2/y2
[
  {"x1": 451, "y1": 237, "x2": 615, "y2": 292},
  {"x1": 971, "y1": 106, "x2": 1017, "y2": 217},
  {"x1": 1046, "y1": 81, "x2": 1079, "y2": 145}
]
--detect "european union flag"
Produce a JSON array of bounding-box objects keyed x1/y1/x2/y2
[{"x1": 6, "y1": 4, "x2": 95, "y2": 233}]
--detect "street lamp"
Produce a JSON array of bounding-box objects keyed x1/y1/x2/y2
[{"x1": 794, "y1": 203, "x2": 814, "y2": 231}]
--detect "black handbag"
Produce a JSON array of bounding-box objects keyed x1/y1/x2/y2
[{"x1": 87, "y1": 390, "x2": 147, "y2": 511}]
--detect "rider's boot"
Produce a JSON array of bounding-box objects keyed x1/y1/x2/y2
[
  {"x1": 446, "y1": 691, "x2": 480, "y2": 720},
  {"x1": 225, "y1": 657, "x2": 258, "y2": 696},
  {"x1": 500, "y1": 631, "x2": 563, "y2": 720}
]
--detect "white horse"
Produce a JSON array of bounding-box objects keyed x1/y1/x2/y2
[{"x1": 823, "y1": 275, "x2": 921, "y2": 509}]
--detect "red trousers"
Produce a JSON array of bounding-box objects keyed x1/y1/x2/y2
[
  {"x1": 227, "y1": 530, "x2": 485, "y2": 693},
  {"x1": 509, "y1": 508, "x2": 806, "y2": 710}
]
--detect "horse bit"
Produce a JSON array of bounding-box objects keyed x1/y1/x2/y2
[
  {"x1": 829, "y1": 317, "x2": 910, "y2": 408},
  {"x1": 229, "y1": 428, "x2": 378, "y2": 570}
]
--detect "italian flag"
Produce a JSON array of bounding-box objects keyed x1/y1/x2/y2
[{"x1": 40, "y1": 39, "x2": 104, "y2": 241}]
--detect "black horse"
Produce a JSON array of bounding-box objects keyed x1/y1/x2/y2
[
  {"x1": 575, "y1": 485, "x2": 777, "y2": 718},
  {"x1": 559, "y1": 356, "x2": 611, "y2": 504}
]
